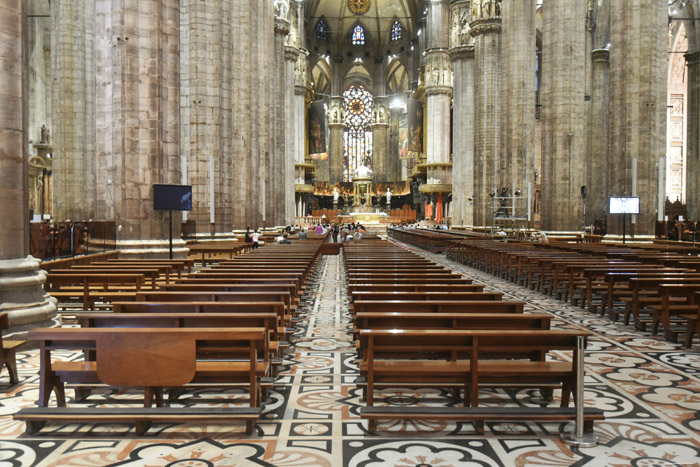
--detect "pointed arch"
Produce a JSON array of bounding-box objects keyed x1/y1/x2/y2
[
  {"x1": 386, "y1": 58, "x2": 408, "y2": 95},
  {"x1": 311, "y1": 59, "x2": 332, "y2": 96}
]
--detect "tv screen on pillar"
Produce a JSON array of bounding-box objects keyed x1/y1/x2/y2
[
  {"x1": 153, "y1": 184, "x2": 193, "y2": 211},
  {"x1": 609, "y1": 197, "x2": 640, "y2": 215}
]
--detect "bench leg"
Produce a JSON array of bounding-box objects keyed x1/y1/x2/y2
[
  {"x1": 540, "y1": 388, "x2": 553, "y2": 402},
  {"x1": 651, "y1": 311, "x2": 661, "y2": 335},
  {"x1": 367, "y1": 420, "x2": 377, "y2": 433},
  {"x1": 74, "y1": 386, "x2": 92, "y2": 402},
  {"x1": 473, "y1": 420, "x2": 485, "y2": 434},
  {"x1": 246, "y1": 420, "x2": 255, "y2": 435},
  {"x1": 25, "y1": 420, "x2": 46, "y2": 435},
  {"x1": 2, "y1": 352, "x2": 19, "y2": 385},
  {"x1": 561, "y1": 383, "x2": 573, "y2": 408},
  {"x1": 134, "y1": 420, "x2": 151, "y2": 435}
]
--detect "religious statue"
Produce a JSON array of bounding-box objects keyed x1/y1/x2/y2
[
  {"x1": 333, "y1": 187, "x2": 340, "y2": 204},
  {"x1": 386, "y1": 188, "x2": 392, "y2": 204},
  {"x1": 40, "y1": 125, "x2": 50, "y2": 144},
  {"x1": 274, "y1": 0, "x2": 289, "y2": 20}
]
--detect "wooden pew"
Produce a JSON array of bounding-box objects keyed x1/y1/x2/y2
[
  {"x1": 348, "y1": 283, "x2": 484, "y2": 294},
  {"x1": 46, "y1": 273, "x2": 145, "y2": 310},
  {"x1": 352, "y1": 300, "x2": 525, "y2": 315},
  {"x1": 358, "y1": 329, "x2": 601, "y2": 433},
  {"x1": 14, "y1": 327, "x2": 267, "y2": 434},
  {"x1": 0, "y1": 313, "x2": 25, "y2": 385},
  {"x1": 106, "y1": 258, "x2": 195, "y2": 274}
]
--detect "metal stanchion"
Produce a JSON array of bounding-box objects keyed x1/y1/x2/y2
[{"x1": 561, "y1": 336, "x2": 598, "y2": 447}]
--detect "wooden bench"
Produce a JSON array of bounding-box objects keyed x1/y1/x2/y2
[
  {"x1": 106, "y1": 258, "x2": 195, "y2": 274},
  {"x1": 46, "y1": 273, "x2": 145, "y2": 310},
  {"x1": 352, "y1": 300, "x2": 525, "y2": 316},
  {"x1": 348, "y1": 283, "x2": 484, "y2": 294},
  {"x1": 0, "y1": 313, "x2": 25, "y2": 385},
  {"x1": 358, "y1": 329, "x2": 595, "y2": 433},
  {"x1": 15, "y1": 327, "x2": 267, "y2": 434}
]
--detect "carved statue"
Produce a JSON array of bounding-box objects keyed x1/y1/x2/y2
[
  {"x1": 274, "y1": 0, "x2": 289, "y2": 20},
  {"x1": 40, "y1": 125, "x2": 50, "y2": 144},
  {"x1": 333, "y1": 187, "x2": 339, "y2": 203},
  {"x1": 386, "y1": 188, "x2": 392, "y2": 204}
]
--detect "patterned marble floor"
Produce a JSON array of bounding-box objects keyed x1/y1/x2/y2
[{"x1": 0, "y1": 248, "x2": 700, "y2": 466}]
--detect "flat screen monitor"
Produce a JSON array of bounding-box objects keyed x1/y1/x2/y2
[
  {"x1": 609, "y1": 197, "x2": 639, "y2": 215},
  {"x1": 153, "y1": 184, "x2": 192, "y2": 211}
]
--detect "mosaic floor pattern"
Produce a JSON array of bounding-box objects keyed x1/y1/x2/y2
[{"x1": 0, "y1": 248, "x2": 699, "y2": 466}]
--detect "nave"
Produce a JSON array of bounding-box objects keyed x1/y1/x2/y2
[{"x1": 1, "y1": 247, "x2": 700, "y2": 466}]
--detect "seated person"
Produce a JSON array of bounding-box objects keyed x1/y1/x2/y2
[{"x1": 278, "y1": 233, "x2": 291, "y2": 244}]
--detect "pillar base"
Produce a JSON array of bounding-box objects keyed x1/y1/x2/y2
[{"x1": 0, "y1": 256, "x2": 58, "y2": 338}]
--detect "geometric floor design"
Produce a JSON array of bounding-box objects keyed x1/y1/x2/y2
[{"x1": 0, "y1": 244, "x2": 699, "y2": 466}]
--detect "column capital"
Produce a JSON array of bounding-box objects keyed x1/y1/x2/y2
[
  {"x1": 449, "y1": 1, "x2": 473, "y2": 49},
  {"x1": 425, "y1": 86, "x2": 453, "y2": 96},
  {"x1": 449, "y1": 45, "x2": 475, "y2": 62},
  {"x1": 591, "y1": 48, "x2": 610, "y2": 63},
  {"x1": 469, "y1": 18, "x2": 501, "y2": 36}
]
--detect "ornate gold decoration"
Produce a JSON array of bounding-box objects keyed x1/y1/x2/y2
[{"x1": 348, "y1": 0, "x2": 371, "y2": 15}]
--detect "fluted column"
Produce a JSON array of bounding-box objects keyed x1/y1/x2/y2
[
  {"x1": 449, "y1": 1, "x2": 475, "y2": 227},
  {"x1": 0, "y1": 0, "x2": 57, "y2": 333},
  {"x1": 94, "y1": 0, "x2": 182, "y2": 256},
  {"x1": 51, "y1": 0, "x2": 95, "y2": 221},
  {"x1": 606, "y1": 0, "x2": 667, "y2": 236},
  {"x1": 540, "y1": 0, "x2": 585, "y2": 231},
  {"x1": 231, "y1": 0, "x2": 276, "y2": 229},
  {"x1": 273, "y1": 10, "x2": 291, "y2": 227},
  {"x1": 329, "y1": 96, "x2": 345, "y2": 182},
  {"x1": 470, "y1": 0, "x2": 501, "y2": 225},
  {"x1": 587, "y1": 48, "x2": 610, "y2": 224},
  {"x1": 372, "y1": 98, "x2": 389, "y2": 182},
  {"x1": 687, "y1": 51, "x2": 700, "y2": 219},
  {"x1": 285, "y1": 45, "x2": 300, "y2": 224},
  {"x1": 500, "y1": 0, "x2": 535, "y2": 212},
  {"x1": 180, "y1": 0, "x2": 234, "y2": 236},
  {"x1": 421, "y1": 0, "x2": 453, "y2": 207}
]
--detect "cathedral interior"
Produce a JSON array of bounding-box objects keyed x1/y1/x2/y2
[{"x1": 1, "y1": 0, "x2": 700, "y2": 465}]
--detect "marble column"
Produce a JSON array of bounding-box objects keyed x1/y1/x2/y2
[
  {"x1": 273, "y1": 11, "x2": 291, "y2": 227},
  {"x1": 587, "y1": 47, "x2": 610, "y2": 224},
  {"x1": 500, "y1": 0, "x2": 536, "y2": 214},
  {"x1": 449, "y1": 1, "x2": 475, "y2": 227},
  {"x1": 180, "y1": 0, "x2": 234, "y2": 236},
  {"x1": 329, "y1": 96, "x2": 345, "y2": 182},
  {"x1": 686, "y1": 51, "x2": 700, "y2": 219},
  {"x1": 94, "y1": 0, "x2": 183, "y2": 256},
  {"x1": 372, "y1": 98, "x2": 389, "y2": 182},
  {"x1": 51, "y1": 0, "x2": 96, "y2": 221},
  {"x1": 606, "y1": 0, "x2": 667, "y2": 236},
  {"x1": 470, "y1": 0, "x2": 501, "y2": 226},
  {"x1": 421, "y1": 0, "x2": 453, "y2": 212},
  {"x1": 0, "y1": 0, "x2": 57, "y2": 333},
  {"x1": 285, "y1": 45, "x2": 300, "y2": 224},
  {"x1": 540, "y1": 0, "x2": 586, "y2": 232}
]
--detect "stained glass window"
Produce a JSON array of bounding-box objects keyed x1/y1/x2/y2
[
  {"x1": 317, "y1": 19, "x2": 328, "y2": 41},
  {"x1": 352, "y1": 25, "x2": 365, "y2": 45},
  {"x1": 343, "y1": 86, "x2": 374, "y2": 181},
  {"x1": 391, "y1": 21, "x2": 402, "y2": 41}
]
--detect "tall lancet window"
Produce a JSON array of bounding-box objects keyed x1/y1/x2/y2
[
  {"x1": 352, "y1": 25, "x2": 366, "y2": 45},
  {"x1": 343, "y1": 86, "x2": 374, "y2": 181},
  {"x1": 317, "y1": 19, "x2": 328, "y2": 41}
]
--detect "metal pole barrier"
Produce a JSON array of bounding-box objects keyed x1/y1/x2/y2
[{"x1": 561, "y1": 336, "x2": 598, "y2": 447}]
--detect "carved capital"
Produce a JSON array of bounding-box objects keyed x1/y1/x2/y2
[
  {"x1": 424, "y1": 50, "x2": 452, "y2": 89},
  {"x1": 469, "y1": 18, "x2": 501, "y2": 36},
  {"x1": 449, "y1": 45, "x2": 475, "y2": 62},
  {"x1": 274, "y1": 18, "x2": 290, "y2": 35},
  {"x1": 285, "y1": 46, "x2": 300, "y2": 62}
]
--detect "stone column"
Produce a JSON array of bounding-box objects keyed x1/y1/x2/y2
[
  {"x1": 587, "y1": 47, "x2": 610, "y2": 224},
  {"x1": 687, "y1": 51, "x2": 700, "y2": 219},
  {"x1": 0, "y1": 0, "x2": 57, "y2": 333},
  {"x1": 540, "y1": 0, "x2": 585, "y2": 231},
  {"x1": 449, "y1": 1, "x2": 475, "y2": 227},
  {"x1": 180, "y1": 0, "x2": 234, "y2": 237},
  {"x1": 606, "y1": 0, "x2": 667, "y2": 236},
  {"x1": 372, "y1": 98, "x2": 389, "y2": 182},
  {"x1": 231, "y1": 0, "x2": 276, "y2": 229},
  {"x1": 470, "y1": 0, "x2": 502, "y2": 226},
  {"x1": 293, "y1": 50, "x2": 309, "y2": 218},
  {"x1": 500, "y1": 0, "x2": 536, "y2": 212},
  {"x1": 51, "y1": 0, "x2": 96, "y2": 221},
  {"x1": 273, "y1": 3, "x2": 291, "y2": 227},
  {"x1": 94, "y1": 0, "x2": 182, "y2": 256},
  {"x1": 285, "y1": 44, "x2": 300, "y2": 224},
  {"x1": 421, "y1": 0, "x2": 453, "y2": 212},
  {"x1": 329, "y1": 96, "x2": 345, "y2": 182}
]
